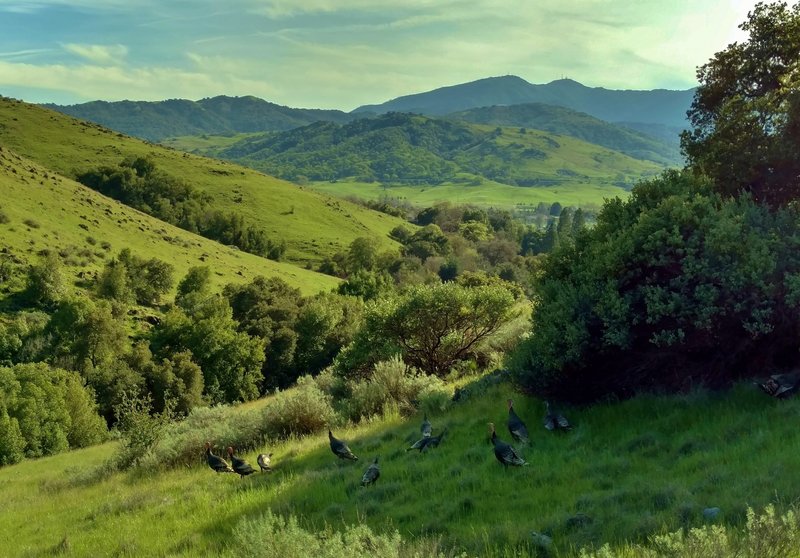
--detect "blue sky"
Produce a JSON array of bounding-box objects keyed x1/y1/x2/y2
[{"x1": 0, "y1": 0, "x2": 762, "y2": 110}]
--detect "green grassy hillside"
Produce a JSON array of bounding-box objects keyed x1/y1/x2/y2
[
  {"x1": 0, "y1": 97, "x2": 406, "y2": 267},
  {"x1": 213, "y1": 113, "x2": 663, "y2": 194},
  {"x1": 2, "y1": 380, "x2": 798, "y2": 556},
  {"x1": 448, "y1": 103, "x2": 682, "y2": 166},
  {"x1": 308, "y1": 178, "x2": 620, "y2": 209},
  {"x1": 0, "y1": 145, "x2": 338, "y2": 296}
]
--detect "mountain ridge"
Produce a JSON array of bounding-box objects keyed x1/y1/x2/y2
[{"x1": 353, "y1": 75, "x2": 695, "y2": 129}]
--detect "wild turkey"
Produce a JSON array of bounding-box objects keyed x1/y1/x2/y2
[
  {"x1": 488, "y1": 422, "x2": 528, "y2": 467},
  {"x1": 361, "y1": 457, "x2": 380, "y2": 486},
  {"x1": 204, "y1": 442, "x2": 234, "y2": 474},
  {"x1": 507, "y1": 399, "x2": 530, "y2": 444},
  {"x1": 406, "y1": 427, "x2": 448, "y2": 452},
  {"x1": 756, "y1": 373, "x2": 800, "y2": 399},
  {"x1": 421, "y1": 413, "x2": 432, "y2": 438},
  {"x1": 544, "y1": 401, "x2": 572, "y2": 431},
  {"x1": 328, "y1": 430, "x2": 359, "y2": 461},
  {"x1": 421, "y1": 428, "x2": 447, "y2": 452},
  {"x1": 257, "y1": 452, "x2": 273, "y2": 473},
  {"x1": 227, "y1": 446, "x2": 256, "y2": 478}
]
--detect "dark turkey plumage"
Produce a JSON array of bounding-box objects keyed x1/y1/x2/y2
[
  {"x1": 257, "y1": 452, "x2": 273, "y2": 472},
  {"x1": 488, "y1": 422, "x2": 528, "y2": 467},
  {"x1": 361, "y1": 457, "x2": 380, "y2": 486},
  {"x1": 204, "y1": 441, "x2": 234, "y2": 474},
  {"x1": 507, "y1": 398, "x2": 529, "y2": 444},
  {"x1": 406, "y1": 427, "x2": 447, "y2": 452},
  {"x1": 227, "y1": 446, "x2": 256, "y2": 478},
  {"x1": 544, "y1": 401, "x2": 571, "y2": 431},
  {"x1": 329, "y1": 430, "x2": 358, "y2": 461},
  {"x1": 757, "y1": 373, "x2": 800, "y2": 399}
]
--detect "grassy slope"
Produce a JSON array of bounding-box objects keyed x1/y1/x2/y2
[
  {"x1": 2, "y1": 382, "x2": 799, "y2": 557},
  {"x1": 307, "y1": 178, "x2": 620, "y2": 210},
  {"x1": 0, "y1": 97, "x2": 406, "y2": 266},
  {"x1": 0, "y1": 146, "x2": 338, "y2": 296},
  {"x1": 166, "y1": 124, "x2": 660, "y2": 209}
]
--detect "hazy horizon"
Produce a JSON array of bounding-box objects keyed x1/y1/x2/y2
[{"x1": 0, "y1": 0, "x2": 764, "y2": 110}]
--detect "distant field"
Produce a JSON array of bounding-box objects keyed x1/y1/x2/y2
[
  {"x1": 307, "y1": 178, "x2": 625, "y2": 209},
  {"x1": 160, "y1": 132, "x2": 260, "y2": 156}
]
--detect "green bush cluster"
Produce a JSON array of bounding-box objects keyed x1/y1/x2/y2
[
  {"x1": 580, "y1": 505, "x2": 800, "y2": 558},
  {"x1": 231, "y1": 510, "x2": 464, "y2": 558},
  {"x1": 0, "y1": 363, "x2": 106, "y2": 464},
  {"x1": 344, "y1": 356, "x2": 449, "y2": 421},
  {"x1": 510, "y1": 171, "x2": 800, "y2": 401}
]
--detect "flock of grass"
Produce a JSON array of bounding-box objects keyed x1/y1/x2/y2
[{"x1": 2, "y1": 378, "x2": 799, "y2": 557}]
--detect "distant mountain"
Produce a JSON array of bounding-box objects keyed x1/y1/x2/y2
[
  {"x1": 216, "y1": 112, "x2": 664, "y2": 188},
  {"x1": 447, "y1": 103, "x2": 682, "y2": 166},
  {"x1": 353, "y1": 75, "x2": 695, "y2": 130},
  {"x1": 45, "y1": 96, "x2": 356, "y2": 141}
]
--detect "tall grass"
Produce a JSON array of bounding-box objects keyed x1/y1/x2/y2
[{"x1": 1, "y1": 381, "x2": 800, "y2": 556}]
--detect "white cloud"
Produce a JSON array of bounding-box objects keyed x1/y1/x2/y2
[{"x1": 62, "y1": 43, "x2": 129, "y2": 65}]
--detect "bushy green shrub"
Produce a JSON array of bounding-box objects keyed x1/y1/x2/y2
[
  {"x1": 230, "y1": 510, "x2": 463, "y2": 558},
  {"x1": 510, "y1": 171, "x2": 800, "y2": 401},
  {"x1": 0, "y1": 363, "x2": 107, "y2": 461},
  {"x1": 345, "y1": 357, "x2": 447, "y2": 421},
  {"x1": 113, "y1": 391, "x2": 174, "y2": 469},
  {"x1": 262, "y1": 375, "x2": 336, "y2": 438},
  {"x1": 579, "y1": 505, "x2": 800, "y2": 558},
  {"x1": 142, "y1": 404, "x2": 264, "y2": 469}
]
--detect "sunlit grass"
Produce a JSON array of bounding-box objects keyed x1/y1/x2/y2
[{"x1": 2, "y1": 381, "x2": 800, "y2": 556}]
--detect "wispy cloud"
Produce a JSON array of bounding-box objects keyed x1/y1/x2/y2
[
  {"x1": 0, "y1": 48, "x2": 53, "y2": 59},
  {"x1": 63, "y1": 43, "x2": 128, "y2": 65}
]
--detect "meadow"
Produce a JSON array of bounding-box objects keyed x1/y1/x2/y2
[
  {"x1": 0, "y1": 97, "x2": 407, "y2": 267},
  {"x1": 2, "y1": 379, "x2": 799, "y2": 557},
  {"x1": 0, "y1": 146, "x2": 338, "y2": 297}
]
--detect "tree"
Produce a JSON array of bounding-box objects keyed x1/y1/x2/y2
[
  {"x1": 336, "y1": 282, "x2": 516, "y2": 378},
  {"x1": 681, "y1": 1, "x2": 800, "y2": 205},
  {"x1": 347, "y1": 237, "x2": 379, "y2": 273},
  {"x1": 150, "y1": 299, "x2": 265, "y2": 403},
  {"x1": 25, "y1": 252, "x2": 64, "y2": 308},
  {"x1": 175, "y1": 265, "x2": 212, "y2": 311}
]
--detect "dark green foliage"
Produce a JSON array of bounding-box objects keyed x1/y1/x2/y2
[
  {"x1": 0, "y1": 363, "x2": 107, "y2": 461},
  {"x1": 76, "y1": 158, "x2": 282, "y2": 258},
  {"x1": 337, "y1": 282, "x2": 516, "y2": 378},
  {"x1": 224, "y1": 276, "x2": 303, "y2": 390},
  {"x1": 113, "y1": 391, "x2": 174, "y2": 468},
  {"x1": 337, "y1": 269, "x2": 393, "y2": 301},
  {"x1": 510, "y1": 171, "x2": 800, "y2": 401},
  {"x1": 681, "y1": 1, "x2": 800, "y2": 205},
  {"x1": 49, "y1": 95, "x2": 355, "y2": 141},
  {"x1": 293, "y1": 293, "x2": 364, "y2": 376},
  {"x1": 175, "y1": 265, "x2": 212, "y2": 311},
  {"x1": 111, "y1": 249, "x2": 173, "y2": 306},
  {"x1": 25, "y1": 252, "x2": 64, "y2": 308},
  {"x1": 95, "y1": 258, "x2": 133, "y2": 304},
  {"x1": 151, "y1": 297, "x2": 265, "y2": 403},
  {"x1": 134, "y1": 344, "x2": 204, "y2": 416}
]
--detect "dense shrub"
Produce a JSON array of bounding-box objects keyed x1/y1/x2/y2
[
  {"x1": 345, "y1": 357, "x2": 448, "y2": 420},
  {"x1": 231, "y1": 511, "x2": 461, "y2": 558},
  {"x1": 510, "y1": 171, "x2": 800, "y2": 401},
  {"x1": 112, "y1": 391, "x2": 174, "y2": 469},
  {"x1": 261, "y1": 375, "x2": 336, "y2": 438},
  {"x1": 25, "y1": 252, "x2": 65, "y2": 308},
  {"x1": 336, "y1": 282, "x2": 516, "y2": 378},
  {"x1": 0, "y1": 363, "x2": 107, "y2": 462},
  {"x1": 579, "y1": 505, "x2": 800, "y2": 558}
]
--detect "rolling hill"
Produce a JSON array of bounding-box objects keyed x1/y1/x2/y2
[
  {"x1": 0, "y1": 145, "x2": 339, "y2": 296},
  {"x1": 45, "y1": 95, "x2": 355, "y2": 141},
  {"x1": 447, "y1": 103, "x2": 682, "y2": 166},
  {"x1": 212, "y1": 112, "x2": 664, "y2": 190},
  {"x1": 0, "y1": 96, "x2": 407, "y2": 268},
  {"x1": 353, "y1": 75, "x2": 694, "y2": 130}
]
